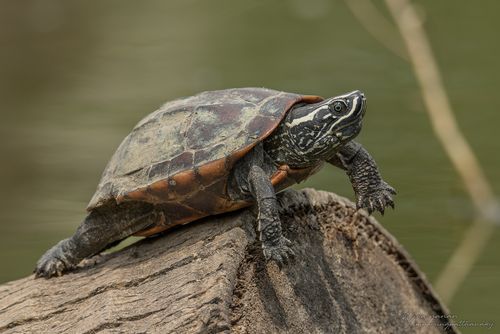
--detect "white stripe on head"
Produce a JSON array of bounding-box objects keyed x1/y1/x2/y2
[
  {"x1": 286, "y1": 105, "x2": 330, "y2": 127},
  {"x1": 287, "y1": 92, "x2": 361, "y2": 128}
]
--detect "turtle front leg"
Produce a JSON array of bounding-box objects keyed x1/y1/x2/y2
[
  {"x1": 329, "y1": 141, "x2": 396, "y2": 214},
  {"x1": 248, "y1": 165, "x2": 294, "y2": 267}
]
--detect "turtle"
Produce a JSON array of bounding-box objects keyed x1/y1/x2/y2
[{"x1": 35, "y1": 87, "x2": 396, "y2": 278}]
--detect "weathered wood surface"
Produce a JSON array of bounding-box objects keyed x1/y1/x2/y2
[{"x1": 0, "y1": 189, "x2": 457, "y2": 333}]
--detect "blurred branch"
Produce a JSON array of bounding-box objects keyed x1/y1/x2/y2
[
  {"x1": 434, "y1": 217, "x2": 495, "y2": 304},
  {"x1": 383, "y1": 0, "x2": 497, "y2": 217},
  {"x1": 346, "y1": 0, "x2": 499, "y2": 305},
  {"x1": 344, "y1": 0, "x2": 408, "y2": 60}
]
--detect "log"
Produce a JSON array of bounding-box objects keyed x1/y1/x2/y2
[{"x1": 0, "y1": 189, "x2": 457, "y2": 333}]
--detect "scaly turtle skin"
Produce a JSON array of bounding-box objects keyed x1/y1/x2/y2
[{"x1": 35, "y1": 88, "x2": 396, "y2": 278}]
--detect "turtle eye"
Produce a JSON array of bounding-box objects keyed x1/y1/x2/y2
[{"x1": 331, "y1": 102, "x2": 344, "y2": 113}]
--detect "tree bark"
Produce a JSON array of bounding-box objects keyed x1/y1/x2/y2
[{"x1": 0, "y1": 189, "x2": 457, "y2": 333}]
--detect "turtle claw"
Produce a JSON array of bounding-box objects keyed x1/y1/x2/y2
[
  {"x1": 34, "y1": 241, "x2": 74, "y2": 279},
  {"x1": 35, "y1": 258, "x2": 68, "y2": 278},
  {"x1": 378, "y1": 201, "x2": 385, "y2": 215},
  {"x1": 385, "y1": 195, "x2": 395, "y2": 210},
  {"x1": 263, "y1": 237, "x2": 294, "y2": 269},
  {"x1": 356, "y1": 181, "x2": 396, "y2": 215}
]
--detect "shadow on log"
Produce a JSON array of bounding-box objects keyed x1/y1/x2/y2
[{"x1": 0, "y1": 189, "x2": 457, "y2": 333}]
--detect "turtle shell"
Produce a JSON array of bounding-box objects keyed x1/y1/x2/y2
[{"x1": 87, "y1": 88, "x2": 322, "y2": 235}]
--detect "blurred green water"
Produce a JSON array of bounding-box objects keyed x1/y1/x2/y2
[{"x1": 0, "y1": 0, "x2": 498, "y2": 332}]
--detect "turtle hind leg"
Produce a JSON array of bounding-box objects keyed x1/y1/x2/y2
[
  {"x1": 35, "y1": 237, "x2": 81, "y2": 278},
  {"x1": 35, "y1": 202, "x2": 158, "y2": 278}
]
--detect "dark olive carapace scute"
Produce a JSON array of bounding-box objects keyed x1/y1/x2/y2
[{"x1": 87, "y1": 88, "x2": 322, "y2": 226}]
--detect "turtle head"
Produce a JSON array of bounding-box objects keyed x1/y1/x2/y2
[
  {"x1": 284, "y1": 90, "x2": 366, "y2": 163},
  {"x1": 321, "y1": 90, "x2": 366, "y2": 144}
]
